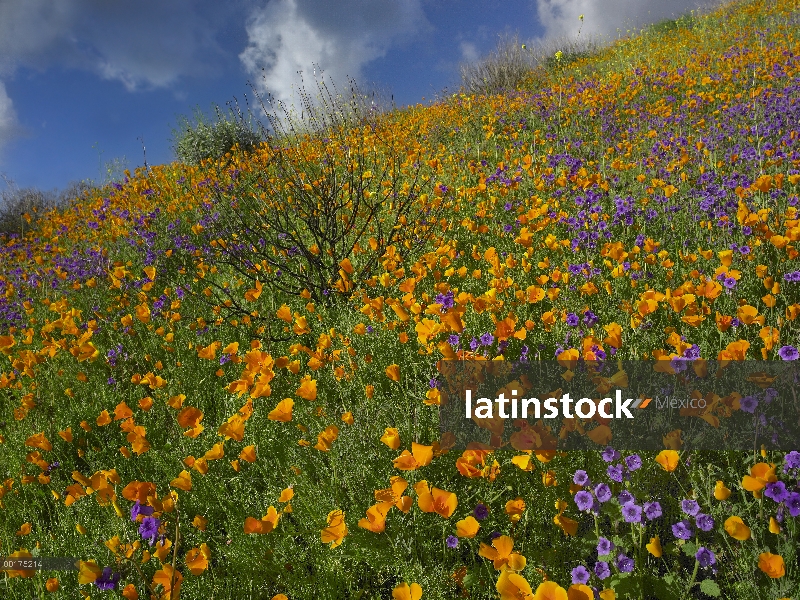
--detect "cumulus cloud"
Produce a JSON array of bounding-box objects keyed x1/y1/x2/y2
[
  {"x1": 0, "y1": 0, "x2": 240, "y2": 89},
  {"x1": 0, "y1": 82, "x2": 20, "y2": 148},
  {"x1": 534, "y1": 0, "x2": 723, "y2": 44},
  {"x1": 240, "y1": 0, "x2": 430, "y2": 115}
]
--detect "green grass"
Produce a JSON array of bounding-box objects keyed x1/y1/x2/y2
[{"x1": 1, "y1": 0, "x2": 800, "y2": 599}]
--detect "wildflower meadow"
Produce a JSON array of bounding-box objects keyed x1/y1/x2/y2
[{"x1": 2, "y1": 0, "x2": 800, "y2": 598}]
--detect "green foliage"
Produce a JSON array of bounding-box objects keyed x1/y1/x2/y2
[
  {"x1": 700, "y1": 579, "x2": 722, "y2": 597},
  {"x1": 170, "y1": 101, "x2": 265, "y2": 167}
]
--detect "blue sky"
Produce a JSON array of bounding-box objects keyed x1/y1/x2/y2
[{"x1": 0, "y1": 0, "x2": 715, "y2": 196}]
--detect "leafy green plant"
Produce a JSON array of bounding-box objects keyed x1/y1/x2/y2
[{"x1": 170, "y1": 101, "x2": 265, "y2": 167}]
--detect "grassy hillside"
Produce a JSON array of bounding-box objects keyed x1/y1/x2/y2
[{"x1": 2, "y1": 0, "x2": 800, "y2": 598}]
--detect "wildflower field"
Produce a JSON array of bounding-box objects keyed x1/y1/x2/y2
[{"x1": 3, "y1": 0, "x2": 800, "y2": 598}]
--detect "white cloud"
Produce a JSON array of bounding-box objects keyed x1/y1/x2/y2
[
  {"x1": 0, "y1": 0, "x2": 239, "y2": 90},
  {"x1": 534, "y1": 0, "x2": 722, "y2": 44},
  {"x1": 240, "y1": 0, "x2": 429, "y2": 117},
  {"x1": 0, "y1": 81, "x2": 22, "y2": 157},
  {"x1": 459, "y1": 41, "x2": 480, "y2": 64}
]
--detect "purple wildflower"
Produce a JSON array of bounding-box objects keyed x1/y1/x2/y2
[
  {"x1": 473, "y1": 503, "x2": 489, "y2": 521},
  {"x1": 644, "y1": 501, "x2": 662, "y2": 521},
  {"x1": 672, "y1": 520, "x2": 693, "y2": 540},
  {"x1": 597, "y1": 537, "x2": 614, "y2": 555},
  {"x1": 573, "y1": 470, "x2": 589, "y2": 486},
  {"x1": 94, "y1": 567, "x2": 120, "y2": 591},
  {"x1": 681, "y1": 499, "x2": 700, "y2": 517},
  {"x1": 594, "y1": 561, "x2": 611, "y2": 580},
  {"x1": 446, "y1": 535, "x2": 459, "y2": 549},
  {"x1": 602, "y1": 447, "x2": 620, "y2": 463},
  {"x1": 765, "y1": 481, "x2": 789, "y2": 503},
  {"x1": 130, "y1": 500, "x2": 154, "y2": 521},
  {"x1": 778, "y1": 345, "x2": 799, "y2": 361},
  {"x1": 740, "y1": 396, "x2": 758, "y2": 413},
  {"x1": 139, "y1": 517, "x2": 161, "y2": 545},
  {"x1": 695, "y1": 514, "x2": 714, "y2": 532},
  {"x1": 784, "y1": 451, "x2": 800, "y2": 473},
  {"x1": 695, "y1": 547, "x2": 716, "y2": 568},
  {"x1": 575, "y1": 491, "x2": 594, "y2": 511},
  {"x1": 571, "y1": 565, "x2": 591, "y2": 585},
  {"x1": 625, "y1": 454, "x2": 642, "y2": 472},
  {"x1": 622, "y1": 503, "x2": 643, "y2": 524},
  {"x1": 594, "y1": 483, "x2": 612, "y2": 503},
  {"x1": 785, "y1": 492, "x2": 800, "y2": 517},
  {"x1": 618, "y1": 491, "x2": 634, "y2": 505},
  {"x1": 607, "y1": 464, "x2": 624, "y2": 483},
  {"x1": 616, "y1": 553, "x2": 634, "y2": 573}
]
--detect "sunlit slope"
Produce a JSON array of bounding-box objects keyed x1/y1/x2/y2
[{"x1": 1, "y1": 1, "x2": 800, "y2": 599}]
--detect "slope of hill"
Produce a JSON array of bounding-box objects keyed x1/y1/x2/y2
[{"x1": 1, "y1": 0, "x2": 800, "y2": 598}]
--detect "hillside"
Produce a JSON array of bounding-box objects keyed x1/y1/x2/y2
[{"x1": 2, "y1": 0, "x2": 800, "y2": 598}]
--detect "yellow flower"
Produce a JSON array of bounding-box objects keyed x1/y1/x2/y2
[
  {"x1": 505, "y1": 498, "x2": 526, "y2": 523},
  {"x1": 758, "y1": 552, "x2": 785, "y2": 578},
  {"x1": 385, "y1": 364, "x2": 401, "y2": 381},
  {"x1": 769, "y1": 517, "x2": 781, "y2": 534},
  {"x1": 185, "y1": 544, "x2": 210, "y2": 575},
  {"x1": 655, "y1": 450, "x2": 680, "y2": 472},
  {"x1": 169, "y1": 469, "x2": 193, "y2": 491},
  {"x1": 15, "y1": 522, "x2": 31, "y2": 536},
  {"x1": 392, "y1": 582, "x2": 422, "y2": 600},
  {"x1": 381, "y1": 428, "x2": 402, "y2": 450},
  {"x1": 478, "y1": 535, "x2": 526, "y2": 571},
  {"x1": 456, "y1": 515, "x2": 480, "y2": 538},
  {"x1": 152, "y1": 564, "x2": 183, "y2": 598},
  {"x1": 414, "y1": 481, "x2": 457, "y2": 518},
  {"x1": 496, "y1": 570, "x2": 534, "y2": 600},
  {"x1": 314, "y1": 425, "x2": 339, "y2": 452},
  {"x1": 714, "y1": 480, "x2": 731, "y2": 500},
  {"x1": 742, "y1": 463, "x2": 777, "y2": 498},
  {"x1": 320, "y1": 509, "x2": 348, "y2": 547},
  {"x1": 554, "y1": 513, "x2": 578, "y2": 536},
  {"x1": 244, "y1": 506, "x2": 280, "y2": 534},
  {"x1": 78, "y1": 560, "x2": 102, "y2": 584},
  {"x1": 268, "y1": 398, "x2": 293, "y2": 422},
  {"x1": 534, "y1": 580, "x2": 567, "y2": 600},
  {"x1": 4, "y1": 549, "x2": 35, "y2": 578},
  {"x1": 358, "y1": 502, "x2": 393, "y2": 534},
  {"x1": 393, "y1": 443, "x2": 434, "y2": 471},
  {"x1": 24, "y1": 432, "x2": 52, "y2": 452},
  {"x1": 295, "y1": 376, "x2": 317, "y2": 401},
  {"x1": 567, "y1": 585, "x2": 593, "y2": 600},
  {"x1": 724, "y1": 516, "x2": 751, "y2": 541},
  {"x1": 646, "y1": 536, "x2": 662, "y2": 558}
]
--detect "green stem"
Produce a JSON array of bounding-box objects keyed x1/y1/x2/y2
[{"x1": 684, "y1": 559, "x2": 700, "y2": 598}]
